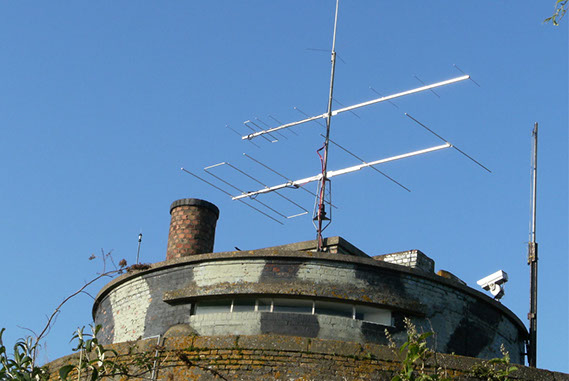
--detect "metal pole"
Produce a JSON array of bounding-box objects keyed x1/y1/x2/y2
[
  {"x1": 136, "y1": 233, "x2": 143, "y2": 264},
  {"x1": 316, "y1": 0, "x2": 340, "y2": 251},
  {"x1": 527, "y1": 122, "x2": 538, "y2": 367}
]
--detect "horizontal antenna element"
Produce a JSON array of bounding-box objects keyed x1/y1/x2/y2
[
  {"x1": 181, "y1": 168, "x2": 284, "y2": 224},
  {"x1": 369, "y1": 87, "x2": 399, "y2": 109},
  {"x1": 454, "y1": 64, "x2": 481, "y2": 87},
  {"x1": 233, "y1": 143, "x2": 450, "y2": 200},
  {"x1": 322, "y1": 134, "x2": 411, "y2": 192},
  {"x1": 414, "y1": 75, "x2": 440, "y2": 98},
  {"x1": 405, "y1": 113, "x2": 491, "y2": 173},
  {"x1": 243, "y1": 153, "x2": 338, "y2": 209},
  {"x1": 242, "y1": 75, "x2": 470, "y2": 141}
]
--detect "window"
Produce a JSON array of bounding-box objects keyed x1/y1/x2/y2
[
  {"x1": 315, "y1": 300, "x2": 353, "y2": 318},
  {"x1": 194, "y1": 300, "x2": 231, "y2": 315},
  {"x1": 273, "y1": 298, "x2": 313, "y2": 314},
  {"x1": 191, "y1": 297, "x2": 392, "y2": 326},
  {"x1": 355, "y1": 305, "x2": 391, "y2": 325},
  {"x1": 257, "y1": 298, "x2": 272, "y2": 312},
  {"x1": 232, "y1": 298, "x2": 256, "y2": 312}
]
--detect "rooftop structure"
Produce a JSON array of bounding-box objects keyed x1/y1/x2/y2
[{"x1": 93, "y1": 198, "x2": 527, "y2": 366}]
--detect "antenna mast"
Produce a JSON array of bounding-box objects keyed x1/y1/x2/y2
[
  {"x1": 527, "y1": 122, "x2": 538, "y2": 367},
  {"x1": 185, "y1": 3, "x2": 483, "y2": 238},
  {"x1": 315, "y1": 0, "x2": 340, "y2": 251}
]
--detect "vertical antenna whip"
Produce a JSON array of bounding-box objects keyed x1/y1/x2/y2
[
  {"x1": 316, "y1": 0, "x2": 340, "y2": 251},
  {"x1": 528, "y1": 122, "x2": 538, "y2": 367},
  {"x1": 136, "y1": 232, "x2": 143, "y2": 264}
]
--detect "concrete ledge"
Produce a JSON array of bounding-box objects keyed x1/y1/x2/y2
[{"x1": 163, "y1": 281, "x2": 424, "y2": 313}]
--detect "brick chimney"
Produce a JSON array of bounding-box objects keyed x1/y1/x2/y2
[{"x1": 166, "y1": 198, "x2": 219, "y2": 260}]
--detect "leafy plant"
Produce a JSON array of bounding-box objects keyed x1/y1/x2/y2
[
  {"x1": 545, "y1": 0, "x2": 568, "y2": 25},
  {"x1": 469, "y1": 344, "x2": 518, "y2": 381},
  {"x1": 387, "y1": 319, "x2": 520, "y2": 381},
  {"x1": 386, "y1": 318, "x2": 451, "y2": 381},
  {"x1": 0, "y1": 251, "x2": 135, "y2": 381},
  {"x1": 0, "y1": 328, "x2": 50, "y2": 380},
  {"x1": 58, "y1": 325, "x2": 126, "y2": 381}
]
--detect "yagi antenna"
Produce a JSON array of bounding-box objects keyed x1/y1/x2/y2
[
  {"x1": 205, "y1": 161, "x2": 309, "y2": 219},
  {"x1": 181, "y1": 168, "x2": 284, "y2": 225},
  {"x1": 244, "y1": 120, "x2": 278, "y2": 143},
  {"x1": 268, "y1": 115, "x2": 299, "y2": 136},
  {"x1": 369, "y1": 87, "x2": 399, "y2": 109},
  {"x1": 320, "y1": 134, "x2": 411, "y2": 192},
  {"x1": 241, "y1": 74, "x2": 470, "y2": 141},
  {"x1": 204, "y1": 162, "x2": 292, "y2": 220},
  {"x1": 454, "y1": 64, "x2": 481, "y2": 87},
  {"x1": 333, "y1": 98, "x2": 361, "y2": 119},
  {"x1": 256, "y1": 117, "x2": 289, "y2": 140},
  {"x1": 242, "y1": 152, "x2": 338, "y2": 209},
  {"x1": 232, "y1": 144, "x2": 451, "y2": 201},
  {"x1": 404, "y1": 113, "x2": 491, "y2": 173},
  {"x1": 182, "y1": 1, "x2": 488, "y2": 251},
  {"x1": 227, "y1": 125, "x2": 260, "y2": 148},
  {"x1": 414, "y1": 75, "x2": 441, "y2": 98}
]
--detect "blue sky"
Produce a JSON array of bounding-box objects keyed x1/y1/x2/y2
[{"x1": 0, "y1": 1, "x2": 567, "y2": 373}]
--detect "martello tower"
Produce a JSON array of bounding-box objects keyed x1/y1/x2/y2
[{"x1": 66, "y1": 197, "x2": 553, "y2": 380}]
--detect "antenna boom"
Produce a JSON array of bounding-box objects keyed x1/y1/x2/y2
[
  {"x1": 232, "y1": 143, "x2": 450, "y2": 200},
  {"x1": 242, "y1": 75, "x2": 470, "y2": 141}
]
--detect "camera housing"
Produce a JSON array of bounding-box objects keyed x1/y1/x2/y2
[{"x1": 477, "y1": 270, "x2": 508, "y2": 301}]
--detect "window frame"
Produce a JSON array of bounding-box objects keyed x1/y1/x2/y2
[{"x1": 192, "y1": 297, "x2": 392, "y2": 326}]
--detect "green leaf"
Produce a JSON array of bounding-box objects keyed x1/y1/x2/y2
[
  {"x1": 89, "y1": 367, "x2": 99, "y2": 381},
  {"x1": 59, "y1": 364, "x2": 75, "y2": 381}
]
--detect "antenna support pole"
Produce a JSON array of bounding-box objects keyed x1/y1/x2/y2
[
  {"x1": 527, "y1": 122, "x2": 538, "y2": 367},
  {"x1": 136, "y1": 233, "x2": 143, "y2": 264},
  {"x1": 316, "y1": 0, "x2": 340, "y2": 251}
]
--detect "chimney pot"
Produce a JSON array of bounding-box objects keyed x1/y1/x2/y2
[{"x1": 166, "y1": 198, "x2": 219, "y2": 260}]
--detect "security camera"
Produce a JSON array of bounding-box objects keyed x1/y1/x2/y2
[{"x1": 477, "y1": 270, "x2": 508, "y2": 301}]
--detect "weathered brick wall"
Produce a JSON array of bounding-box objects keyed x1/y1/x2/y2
[
  {"x1": 375, "y1": 250, "x2": 435, "y2": 273},
  {"x1": 47, "y1": 335, "x2": 569, "y2": 381},
  {"x1": 187, "y1": 312, "x2": 389, "y2": 346},
  {"x1": 93, "y1": 250, "x2": 526, "y2": 363},
  {"x1": 94, "y1": 265, "x2": 195, "y2": 343}
]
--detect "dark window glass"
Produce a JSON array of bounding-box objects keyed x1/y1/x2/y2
[
  {"x1": 315, "y1": 301, "x2": 353, "y2": 318},
  {"x1": 194, "y1": 300, "x2": 231, "y2": 315},
  {"x1": 257, "y1": 298, "x2": 272, "y2": 311},
  {"x1": 233, "y1": 298, "x2": 256, "y2": 312},
  {"x1": 273, "y1": 298, "x2": 312, "y2": 314},
  {"x1": 355, "y1": 305, "x2": 391, "y2": 325}
]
